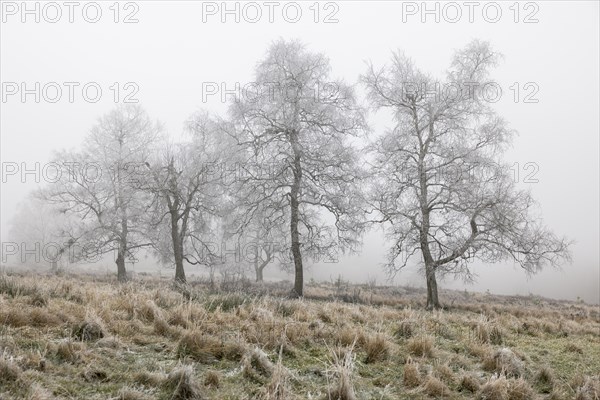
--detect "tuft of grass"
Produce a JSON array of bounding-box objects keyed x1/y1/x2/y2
[
  {"x1": 203, "y1": 370, "x2": 221, "y2": 389},
  {"x1": 403, "y1": 359, "x2": 422, "y2": 388},
  {"x1": 459, "y1": 373, "x2": 481, "y2": 393},
  {"x1": 534, "y1": 366, "x2": 555, "y2": 393},
  {"x1": 394, "y1": 319, "x2": 415, "y2": 339},
  {"x1": 0, "y1": 356, "x2": 22, "y2": 384},
  {"x1": 262, "y1": 348, "x2": 292, "y2": 400},
  {"x1": 507, "y1": 378, "x2": 535, "y2": 400},
  {"x1": 165, "y1": 365, "x2": 205, "y2": 400},
  {"x1": 423, "y1": 375, "x2": 451, "y2": 398},
  {"x1": 54, "y1": 339, "x2": 84, "y2": 364},
  {"x1": 242, "y1": 347, "x2": 274, "y2": 383},
  {"x1": 363, "y1": 333, "x2": 390, "y2": 363},
  {"x1": 482, "y1": 348, "x2": 524, "y2": 378},
  {"x1": 133, "y1": 371, "x2": 166, "y2": 387},
  {"x1": 407, "y1": 335, "x2": 434, "y2": 358},
  {"x1": 575, "y1": 376, "x2": 600, "y2": 400},
  {"x1": 477, "y1": 377, "x2": 508, "y2": 400},
  {"x1": 325, "y1": 345, "x2": 357, "y2": 400}
]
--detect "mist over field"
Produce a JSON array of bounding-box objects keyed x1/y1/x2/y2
[{"x1": 0, "y1": 3, "x2": 599, "y2": 398}]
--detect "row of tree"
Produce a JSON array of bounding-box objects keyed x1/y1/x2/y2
[{"x1": 11, "y1": 39, "x2": 570, "y2": 309}]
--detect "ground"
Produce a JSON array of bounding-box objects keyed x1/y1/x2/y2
[{"x1": 0, "y1": 271, "x2": 598, "y2": 400}]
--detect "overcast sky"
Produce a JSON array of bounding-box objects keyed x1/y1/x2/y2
[{"x1": 1, "y1": 1, "x2": 598, "y2": 303}]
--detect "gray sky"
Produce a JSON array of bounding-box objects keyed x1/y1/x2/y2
[{"x1": 1, "y1": 1, "x2": 598, "y2": 303}]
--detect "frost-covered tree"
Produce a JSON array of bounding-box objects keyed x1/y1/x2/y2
[
  {"x1": 223, "y1": 39, "x2": 368, "y2": 296},
  {"x1": 43, "y1": 105, "x2": 161, "y2": 282},
  {"x1": 363, "y1": 40, "x2": 571, "y2": 309}
]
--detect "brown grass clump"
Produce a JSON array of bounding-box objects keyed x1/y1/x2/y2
[
  {"x1": 242, "y1": 347, "x2": 274, "y2": 383},
  {"x1": 403, "y1": 359, "x2": 422, "y2": 388},
  {"x1": 262, "y1": 350, "x2": 292, "y2": 400},
  {"x1": 477, "y1": 377, "x2": 509, "y2": 400},
  {"x1": 29, "y1": 292, "x2": 48, "y2": 307},
  {"x1": 133, "y1": 371, "x2": 166, "y2": 387},
  {"x1": 472, "y1": 316, "x2": 504, "y2": 345},
  {"x1": 459, "y1": 373, "x2": 481, "y2": 393},
  {"x1": 394, "y1": 319, "x2": 415, "y2": 339},
  {"x1": 433, "y1": 363, "x2": 455, "y2": 384},
  {"x1": 407, "y1": 335, "x2": 434, "y2": 358},
  {"x1": 154, "y1": 316, "x2": 175, "y2": 337},
  {"x1": 27, "y1": 383, "x2": 54, "y2": 400},
  {"x1": 575, "y1": 376, "x2": 600, "y2": 400},
  {"x1": 1, "y1": 309, "x2": 30, "y2": 327},
  {"x1": 0, "y1": 356, "x2": 22, "y2": 384},
  {"x1": 363, "y1": 333, "x2": 390, "y2": 363},
  {"x1": 203, "y1": 370, "x2": 221, "y2": 389},
  {"x1": 483, "y1": 348, "x2": 524, "y2": 378},
  {"x1": 177, "y1": 332, "x2": 220, "y2": 363},
  {"x1": 534, "y1": 366, "x2": 555, "y2": 393},
  {"x1": 423, "y1": 375, "x2": 451, "y2": 398},
  {"x1": 29, "y1": 308, "x2": 62, "y2": 327},
  {"x1": 176, "y1": 331, "x2": 245, "y2": 363},
  {"x1": 165, "y1": 365, "x2": 205, "y2": 400},
  {"x1": 325, "y1": 345, "x2": 357, "y2": 400},
  {"x1": 507, "y1": 378, "x2": 535, "y2": 400},
  {"x1": 565, "y1": 343, "x2": 584, "y2": 354},
  {"x1": 74, "y1": 321, "x2": 105, "y2": 341},
  {"x1": 81, "y1": 367, "x2": 109, "y2": 382},
  {"x1": 137, "y1": 300, "x2": 160, "y2": 323},
  {"x1": 336, "y1": 326, "x2": 358, "y2": 347},
  {"x1": 54, "y1": 339, "x2": 84, "y2": 363}
]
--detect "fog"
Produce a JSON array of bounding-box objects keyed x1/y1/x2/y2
[{"x1": 1, "y1": 1, "x2": 598, "y2": 304}]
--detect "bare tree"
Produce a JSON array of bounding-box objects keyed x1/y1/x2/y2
[
  {"x1": 43, "y1": 105, "x2": 161, "y2": 282},
  {"x1": 144, "y1": 111, "x2": 226, "y2": 284},
  {"x1": 223, "y1": 39, "x2": 368, "y2": 297},
  {"x1": 362, "y1": 40, "x2": 571, "y2": 309}
]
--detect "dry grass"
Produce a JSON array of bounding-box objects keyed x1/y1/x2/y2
[
  {"x1": 165, "y1": 365, "x2": 205, "y2": 400},
  {"x1": 403, "y1": 359, "x2": 422, "y2": 388},
  {"x1": 362, "y1": 332, "x2": 391, "y2": 363},
  {"x1": 0, "y1": 271, "x2": 599, "y2": 399},
  {"x1": 407, "y1": 335, "x2": 435, "y2": 357}
]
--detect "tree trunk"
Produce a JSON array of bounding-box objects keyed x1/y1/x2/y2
[
  {"x1": 255, "y1": 263, "x2": 264, "y2": 282},
  {"x1": 425, "y1": 264, "x2": 441, "y2": 310},
  {"x1": 116, "y1": 251, "x2": 127, "y2": 282},
  {"x1": 289, "y1": 129, "x2": 303, "y2": 298},
  {"x1": 171, "y1": 213, "x2": 186, "y2": 284}
]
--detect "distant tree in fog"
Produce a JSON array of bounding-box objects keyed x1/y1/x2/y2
[
  {"x1": 362, "y1": 40, "x2": 571, "y2": 309},
  {"x1": 223, "y1": 39, "x2": 368, "y2": 297},
  {"x1": 42, "y1": 105, "x2": 161, "y2": 282},
  {"x1": 8, "y1": 196, "x2": 81, "y2": 273},
  {"x1": 143, "y1": 111, "x2": 227, "y2": 284}
]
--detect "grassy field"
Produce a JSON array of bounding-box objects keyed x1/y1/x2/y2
[{"x1": 0, "y1": 272, "x2": 598, "y2": 400}]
